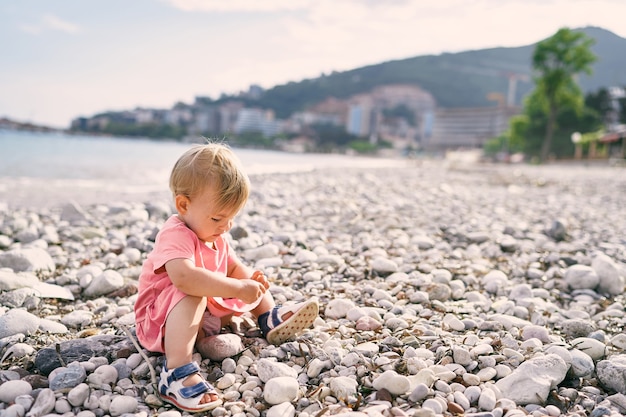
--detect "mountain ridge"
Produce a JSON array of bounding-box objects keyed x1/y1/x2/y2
[{"x1": 250, "y1": 26, "x2": 626, "y2": 118}]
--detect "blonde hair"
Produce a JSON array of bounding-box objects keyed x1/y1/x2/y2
[{"x1": 169, "y1": 143, "x2": 250, "y2": 213}]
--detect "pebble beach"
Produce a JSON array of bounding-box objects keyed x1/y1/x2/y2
[{"x1": 1, "y1": 159, "x2": 626, "y2": 417}]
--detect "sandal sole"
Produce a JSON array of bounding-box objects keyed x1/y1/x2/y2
[
  {"x1": 267, "y1": 300, "x2": 319, "y2": 345},
  {"x1": 160, "y1": 394, "x2": 222, "y2": 413}
]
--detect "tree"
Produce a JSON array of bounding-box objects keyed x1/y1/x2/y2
[
  {"x1": 531, "y1": 28, "x2": 596, "y2": 161},
  {"x1": 503, "y1": 88, "x2": 605, "y2": 160}
]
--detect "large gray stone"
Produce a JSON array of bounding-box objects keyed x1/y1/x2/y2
[
  {"x1": 495, "y1": 354, "x2": 568, "y2": 405},
  {"x1": 598, "y1": 355, "x2": 626, "y2": 394},
  {"x1": 0, "y1": 309, "x2": 41, "y2": 339},
  {"x1": 34, "y1": 335, "x2": 136, "y2": 376},
  {"x1": 0, "y1": 248, "x2": 55, "y2": 273},
  {"x1": 196, "y1": 333, "x2": 244, "y2": 361}
]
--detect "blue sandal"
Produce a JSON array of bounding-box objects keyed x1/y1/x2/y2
[
  {"x1": 158, "y1": 362, "x2": 222, "y2": 412},
  {"x1": 259, "y1": 300, "x2": 319, "y2": 345}
]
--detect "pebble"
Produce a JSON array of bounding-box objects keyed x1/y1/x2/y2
[
  {"x1": 372, "y1": 370, "x2": 411, "y2": 395},
  {"x1": 109, "y1": 395, "x2": 138, "y2": 416},
  {"x1": 0, "y1": 309, "x2": 40, "y2": 339},
  {"x1": 0, "y1": 380, "x2": 32, "y2": 403},
  {"x1": 26, "y1": 388, "x2": 55, "y2": 417},
  {"x1": 68, "y1": 383, "x2": 90, "y2": 407},
  {"x1": 49, "y1": 362, "x2": 87, "y2": 391},
  {"x1": 263, "y1": 376, "x2": 300, "y2": 404},
  {"x1": 571, "y1": 337, "x2": 607, "y2": 360},
  {"x1": 1, "y1": 163, "x2": 626, "y2": 416}
]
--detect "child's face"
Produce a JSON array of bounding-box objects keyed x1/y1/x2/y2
[{"x1": 177, "y1": 186, "x2": 238, "y2": 243}]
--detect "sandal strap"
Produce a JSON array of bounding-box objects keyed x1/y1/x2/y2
[
  {"x1": 168, "y1": 362, "x2": 201, "y2": 383},
  {"x1": 271, "y1": 306, "x2": 280, "y2": 328},
  {"x1": 159, "y1": 362, "x2": 222, "y2": 411},
  {"x1": 259, "y1": 306, "x2": 281, "y2": 337},
  {"x1": 260, "y1": 304, "x2": 310, "y2": 337},
  {"x1": 179, "y1": 381, "x2": 214, "y2": 399}
]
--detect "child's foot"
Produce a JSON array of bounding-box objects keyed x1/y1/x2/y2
[
  {"x1": 158, "y1": 362, "x2": 222, "y2": 412},
  {"x1": 258, "y1": 300, "x2": 319, "y2": 345}
]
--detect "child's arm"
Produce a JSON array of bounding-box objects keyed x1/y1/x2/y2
[
  {"x1": 165, "y1": 258, "x2": 266, "y2": 304},
  {"x1": 228, "y1": 258, "x2": 270, "y2": 290},
  {"x1": 228, "y1": 257, "x2": 253, "y2": 279}
]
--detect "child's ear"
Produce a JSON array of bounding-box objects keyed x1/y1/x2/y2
[{"x1": 175, "y1": 194, "x2": 190, "y2": 214}]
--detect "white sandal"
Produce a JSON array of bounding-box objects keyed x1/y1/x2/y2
[
  {"x1": 259, "y1": 300, "x2": 319, "y2": 345},
  {"x1": 158, "y1": 362, "x2": 222, "y2": 412}
]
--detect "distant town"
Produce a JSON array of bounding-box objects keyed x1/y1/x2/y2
[
  {"x1": 0, "y1": 82, "x2": 520, "y2": 157},
  {"x1": 57, "y1": 83, "x2": 519, "y2": 156}
]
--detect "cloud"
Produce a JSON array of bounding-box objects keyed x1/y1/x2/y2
[
  {"x1": 279, "y1": 0, "x2": 625, "y2": 57},
  {"x1": 166, "y1": 0, "x2": 312, "y2": 12},
  {"x1": 161, "y1": 0, "x2": 626, "y2": 91},
  {"x1": 19, "y1": 14, "x2": 80, "y2": 35},
  {"x1": 18, "y1": 24, "x2": 42, "y2": 35},
  {"x1": 42, "y1": 14, "x2": 80, "y2": 34},
  {"x1": 164, "y1": 0, "x2": 626, "y2": 42}
]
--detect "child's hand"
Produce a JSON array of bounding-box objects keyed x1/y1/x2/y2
[
  {"x1": 238, "y1": 279, "x2": 267, "y2": 304},
  {"x1": 250, "y1": 270, "x2": 270, "y2": 290}
]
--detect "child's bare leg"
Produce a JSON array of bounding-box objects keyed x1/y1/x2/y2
[
  {"x1": 251, "y1": 292, "x2": 300, "y2": 321},
  {"x1": 251, "y1": 291, "x2": 276, "y2": 318},
  {"x1": 164, "y1": 296, "x2": 218, "y2": 404}
]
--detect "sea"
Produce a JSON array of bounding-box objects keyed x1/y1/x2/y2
[{"x1": 0, "y1": 130, "x2": 400, "y2": 209}]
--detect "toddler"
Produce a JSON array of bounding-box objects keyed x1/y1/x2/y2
[{"x1": 134, "y1": 143, "x2": 318, "y2": 412}]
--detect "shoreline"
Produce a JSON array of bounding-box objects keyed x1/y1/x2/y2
[
  {"x1": 0, "y1": 156, "x2": 406, "y2": 211},
  {"x1": 1, "y1": 163, "x2": 626, "y2": 416},
  {"x1": 0, "y1": 158, "x2": 623, "y2": 211}
]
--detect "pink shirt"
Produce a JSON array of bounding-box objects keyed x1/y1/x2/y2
[{"x1": 134, "y1": 215, "x2": 238, "y2": 352}]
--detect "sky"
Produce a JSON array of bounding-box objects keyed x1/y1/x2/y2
[{"x1": 1, "y1": 0, "x2": 625, "y2": 128}]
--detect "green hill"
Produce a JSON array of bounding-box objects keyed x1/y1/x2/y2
[{"x1": 248, "y1": 27, "x2": 626, "y2": 119}]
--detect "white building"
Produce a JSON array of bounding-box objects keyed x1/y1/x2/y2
[
  {"x1": 234, "y1": 108, "x2": 283, "y2": 137},
  {"x1": 425, "y1": 106, "x2": 521, "y2": 150}
]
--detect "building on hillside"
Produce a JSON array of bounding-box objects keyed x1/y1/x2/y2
[
  {"x1": 189, "y1": 107, "x2": 220, "y2": 136},
  {"x1": 244, "y1": 84, "x2": 264, "y2": 100},
  {"x1": 188, "y1": 97, "x2": 226, "y2": 136},
  {"x1": 70, "y1": 117, "x2": 88, "y2": 131},
  {"x1": 346, "y1": 94, "x2": 376, "y2": 138},
  {"x1": 217, "y1": 101, "x2": 245, "y2": 134},
  {"x1": 306, "y1": 97, "x2": 349, "y2": 126},
  {"x1": 346, "y1": 85, "x2": 437, "y2": 149},
  {"x1": 234, "y1": 108, "x2": 283, "y2": 137},
  {"x1": 290, "y1": 108, "x2": 345, "y2": 133},
  {"x1": 290, "y1": 96, "x2": 349, "y2": 135},
  {"x1": 370, "y1": 85, "x2": 436, "y2": 111},
  {"x1": 424, "y1": 106, "x2": 521, "y2": 151},
  {"x1": 133, "y1": 108, "x2": 156, "y2": 124},
  {"x1": 164, "y1": 106, "x2": 193, "y2": 126},
  {"x1": 600, "y1": 87, "x2": 626, "y2": 160}
]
